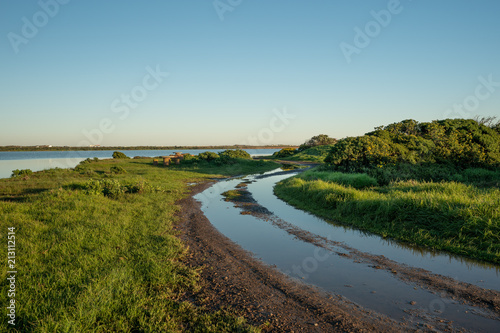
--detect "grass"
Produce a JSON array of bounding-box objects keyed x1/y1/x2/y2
[
  {"x1": 0, "y1": 157, "x2": 279, "y2": 332},
  {"x1": 338, "y1": 163, "x2": 500, "y2": 187},
  {"x1": 298, "y1": 170, "x2": 377, "y2": 189},
  {"x1": 274, "y1": 171, "x2": 500, "y2": 264}
]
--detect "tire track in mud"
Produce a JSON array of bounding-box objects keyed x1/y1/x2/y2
[{"x1": 223, "y1": 183, "x2": 500, "y2": 322}]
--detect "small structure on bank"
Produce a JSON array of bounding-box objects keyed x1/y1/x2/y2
[{"x1": 153, "y1": 152, "x2": 188, "y2": 166}]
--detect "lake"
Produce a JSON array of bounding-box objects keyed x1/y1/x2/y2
[{"x1": 0, "y1": 149, "x2": 280, "y2": 179}]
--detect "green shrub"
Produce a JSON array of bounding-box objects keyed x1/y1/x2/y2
[
  {"x1": 82, "y1": 179, "x2": 163, "y2": 198},
  {"x1": 219, "y1": 149, "x2": 251, "y2": 160},
  {"x1": 272, "y1": 148, "x2": 298, "y2": 158},
  {"x1": 112, "y1": 151, "x2": 129, "y2": 159},
  {"x1": 197, "y1": 151, "x2": 220, "y2": 161},
  {"x1": 298, "y1": 134, "x2": 337, "y2": 151},
  {"x1": 110, "y1": 166, "x2": 127, "y2": 174},
  {"x1": 325, "y1": 136, "x2": 403, "y2": 169},
  {"x1": 11, "y1": 169, "x2": 33, "y2": 177}
]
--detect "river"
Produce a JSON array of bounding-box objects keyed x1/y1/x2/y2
[{"x1": 0, "y1": 149, "x2": 279, "y2": 179}]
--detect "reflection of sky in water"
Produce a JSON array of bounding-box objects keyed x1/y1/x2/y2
[
  {"x1": 247, "y1": 171, "x2": 500, "y2": 290},
  {"x1": 0, "y1": 158, "x2": 87, "y2": 179},
  {"x1": 0, "y1": 149, "x2": 278, "y2": 179},
  {"x1": 195, "y1": 172, "x2": 500, "y2": 331}
]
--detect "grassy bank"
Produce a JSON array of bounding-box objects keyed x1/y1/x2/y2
[
  {"x1": 274, "y1": 169, "x2": 500, "y2": 264},
  {"x1": 0, "y1": 157, "x2": 279, "y2": 332}
]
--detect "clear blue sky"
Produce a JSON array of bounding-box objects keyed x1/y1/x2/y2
[{"x1": 1, "y1": 0, "x2": 499, "y2": 146}]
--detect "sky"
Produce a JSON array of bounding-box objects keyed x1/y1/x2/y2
[{"x1": 1, "y1": 0, "x2": 499, "y2": 146}]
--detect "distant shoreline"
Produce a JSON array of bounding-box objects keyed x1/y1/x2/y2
[{"x1": 0, "y1": 145, "x2": 298, "y2": 152}]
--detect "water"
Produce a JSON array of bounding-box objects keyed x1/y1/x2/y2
[
  {"x1": 0, "y1": 149, "x2": 279, "y2": 179},
  {"x1": 195, "y1": 168, "x2": 500, "y2": 332}
]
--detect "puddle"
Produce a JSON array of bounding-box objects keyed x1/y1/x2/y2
[{"x1": 194, "y1": 168, "x2": 500, "y2": 331}]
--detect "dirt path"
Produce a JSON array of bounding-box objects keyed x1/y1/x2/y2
[{"x1": 176, "y1": 182, "x2": 412, "y2": 332}]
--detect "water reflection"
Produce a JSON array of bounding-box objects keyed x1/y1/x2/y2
[{"x1": 195, "y1": 170, "x2": 500, "y2": 331}]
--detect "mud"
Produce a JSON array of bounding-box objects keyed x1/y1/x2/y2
[{"x1": 176, "y1": 182, "x2": 411, "y2": 332}]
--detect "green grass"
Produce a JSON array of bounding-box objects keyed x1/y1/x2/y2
[
  {"x1": 0, "y1": 158, "x2": 278, "y2": 332},
  {"x1": 298, "y1": 170, "x2": 377, "y2": 189},
  {"x1": 275, "y1": 174, "x2": 500, "y2": 264},
  {"x1": 356, "y1": 163, "x2": 500, "y2": 187}
]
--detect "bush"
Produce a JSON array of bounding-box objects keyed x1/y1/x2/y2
[
  {"x1": 219, "y1": 149, "x2": 251, "y2": 160},
  {"x1": 197, "y1": 151, "x2": 219, "y2": 161},
  {"x1": 325, "y1": 136, "x2": 403, "y2": 169},
  {"x1": 299, "y1": 134, "x2": 337, "y2": 151},
  {"x1": 11, "y1": 169, "x2": 33, "y2": 178},
  {"x1": 272, "y1": 148, "x2": 298, "y2": 158},
  {"x1": 112, "y1": 151, "x2": 129, "y2": 159},
  {"x1": 82, "y1": 179, "x2": 163, "y2": 198},
  {"x1": 110, "y1": 166, "x2": 127, "y2": 174}
]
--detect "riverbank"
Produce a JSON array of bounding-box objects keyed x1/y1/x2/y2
[
  {"x1": 0, "y1": 157, "x2": 278, "y2": 331},
  {"x1": 274, "y1": 169, "x2": 500, "y2": 265},
  {"x1": 177, "y1": 182, "x2": 403, "y2": 332},
  {"x1": 0, "y1": 145, "x2": 298, "y2": 152}
]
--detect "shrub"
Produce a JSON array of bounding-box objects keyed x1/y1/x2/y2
[
  {"x1": 325, "y1": 136, "x2": 403, "y2": 169},
  {"x1": 11, "y1": 169, "x2": 33, "y2": 177},
  {"x1": 219, "y1": 149, "x2": 251, "y2": 160},
  {"x1": 298, "y1": 134, "x2": 337, "y2": 151},
  {"x1": 181, "y1": 154, "x2": 198, "y2": 164},
  {"x1": 112, "y1": 151, "x2": 129, "y2": 159},
  {"x1": 82, "y1": 179, "x2": 163, "y2": 198},
  {"x1": 197, "y1": 151, "x2": 220, "y2": 161},
  {"x1": 272, "y1": 148, "x2": 298, "y2": 158},
  {"x1": 110, "y1": 166, "x2": 127, "y2": 174}
]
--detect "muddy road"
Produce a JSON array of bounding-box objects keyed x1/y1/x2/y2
[{"x1": 178, "y1": 168, "x2": 500, "y2": 332}]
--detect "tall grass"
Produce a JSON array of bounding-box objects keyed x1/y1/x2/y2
[
  {"x1": 298, "y1": 170, "x2": 377, "y2": 189},
  {"x1": 275, "y1": 176, "x2": 500, "y2": 264},
  {"x1": 0, "y1": 158, "x2": 277, "y2": 332}
]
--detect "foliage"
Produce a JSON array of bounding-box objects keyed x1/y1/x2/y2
[
  {"x1": 277, "y1": 145, "x2": 335, "y2": 163},
  {"x1": 219, "y1": 149, "x2": 251, "y2": 160},
  {"x1": 298, "y1": 169, "x2": 377, "y2": 189},
  {"x1": 299, "y1": 134, "x2": 337, "y2": 151},
  {"x1": 197, "y1": 151, "x2": 220, "y2": 161},
  {"x1": 272, "y1": 148, "x2": 298, "y2": 158},
  {"x1": 275, "y1": 175, "x2": 500, "y2": 264},
  {"x1": 0, "y1": 158, "x2": 270, "y2": 331},
  {"x1": 326, "y1": 119, "x2": 500, "y2": 172},
  {"x1": 112, "y1": 151, "x2": 129, "y2": 159},
  {"x1": 11, "y1": 169, "x2": 33, "y2": 177},
  {"x1": 110, "y1": 166, "x2": 127, "y2": 174},
  {"x1": 325, "y1": 136, "x2": 404, "y2": 169},
  {"x1": 82, "y1": 179, "x2": 165, "y2": 198}
]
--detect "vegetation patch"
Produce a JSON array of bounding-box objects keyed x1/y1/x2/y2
[
  {"x1": 0, "y1": 158, "x2": 275, "y2": 331},
  {"x1": 222, "y1": 189, "x2": 244, "y2": 201},
  {"x1": 275, "y1": 117, "x2": 500, "y2": 264},
  {"x1": 275, "y1": 175, "x2": 500, "y2": 264},
  {"x1": 298, "y1": 170, "x2": 377, "y2": 189}
]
